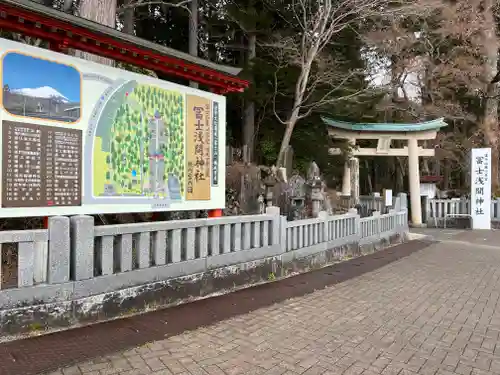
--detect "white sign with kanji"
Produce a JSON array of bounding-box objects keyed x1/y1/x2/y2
[
  {"x1": 471, "y1": 148, "x2": 491, "y2": 229},
  {"x1": 383, "y1": 189, "x2": 393, "y2": 207}
]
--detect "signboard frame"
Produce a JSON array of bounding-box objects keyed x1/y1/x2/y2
[{"x1": 0, "y1": 38, "x2": 226, "y2": 218}]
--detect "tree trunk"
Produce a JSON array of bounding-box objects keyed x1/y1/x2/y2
[
  {"x1": 276, "y1": 58, "x2": 314, "y2": 167},
  {"x1": 443, "y1": 159, "x2": 450, "y2": 190},
  {"x1": 33, "y1": 0, "x2": 54, "y2": 7},
  {"x1": 76, "y1": 0, "x2": 117, "y2": 65},
  {"x1": 388, "y1": 53, "x2": 406, "y2": 192},
  {"x1": 433, "y1": 158, "x2": 440, "y2": 176},
  {"x1": 62, "y1": 0, "x2": 73, "y2": 12},
  {"x1": 395, "y1": 157, "x2": 406, "y2": 192},
  {"x1": 365, "y1": 160, "x2": 373, "y2": 193},
  {"x1": 484, "y1": 81, "x2": 499, "y2": 193},
  {"x1": 189, "y1": 0, "x2": 199, "y2": 89},
  {"x1": 482, "y1": 0, "x2": 499, "y2": 192},
  {"x1": 243, "y1": 33, "x2": 256, "y2": 161},
  {"x1": 422, "y1": 157, "x2": 430, "y2": 175},
  {"x1": 277, "y1": 106, "x2": 300, "y2": 167},
  {"x1": 122, "y1": 0, "x2": 135, "y2": 35}
]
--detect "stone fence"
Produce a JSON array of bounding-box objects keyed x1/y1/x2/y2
[
  {"x1": 424, "y1": 198, "x2": 500, "y2": 227},
  {"x1": 0, "y1": 194, "x2": 409, "y2": 339},
  {"x1": 339, "y1": 195, "x2": 399, "y2": 216}
]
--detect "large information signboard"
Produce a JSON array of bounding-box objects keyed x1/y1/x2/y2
[{"x1": 0, "y1": 39, "x2": 226, "y2": 217}]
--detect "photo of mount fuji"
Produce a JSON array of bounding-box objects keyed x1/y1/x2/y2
[{"x1": 2, "y1": 52, "x2": 81, "y2": 122}]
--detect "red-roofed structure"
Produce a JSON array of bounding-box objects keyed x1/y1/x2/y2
[
  {"x1": 0, "y1": 0, "x2": 249, "y2": 94},
  {"x1": 0, "y1": 0, "x2": 248, "y2": 221}
]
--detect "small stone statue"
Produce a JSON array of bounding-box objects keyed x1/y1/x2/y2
[
  {"x1": 306, "y1": 161, "x2": 323, "y2": 217},
  {"x1": 307, "y1": 161, "x2": 320, "y2": 181},
  {"x1": 258, "y1": 194, "x2": 265, "y2": 214}
]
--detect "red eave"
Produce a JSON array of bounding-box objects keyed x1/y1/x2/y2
[{"x1": 0, "y1": 1, "x2": 249, "y2": 94}]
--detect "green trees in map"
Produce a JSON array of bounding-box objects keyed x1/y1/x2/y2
[
  {"x1": 110, "y1": 103, "x2": 148, "y2": 194},
  {"x1": 109, "y1": 83, "x2": 185, "y2": 196}
]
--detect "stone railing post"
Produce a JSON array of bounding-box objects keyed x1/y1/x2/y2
[
  {"x1": 266, "y1": 205, "x2": 280, "y2": 244},
  {"x1": 421, "y1": 196, "x2": 429, "y2": 225},
  {"x1": 388, "y1": 209, "x2": 396, "y2": 234},
  {"x1": 398, "y1": 193, "x2": 409, "y2": 231},
  {"x1": 398, "y1": 192, "x2": 408, "y2": 211},
  {"x1": 318, "y1": 211, "x2": 329, "y2": 242},
  {"x1": 70, "y1": 215, "x2": 95, "y2": 281},
  {"x1": 372, "y1": 211, "x2": 381, "y2": 239},
  {"x1": 393, "y1": 196, "x2": 401, "y2": 212},
  {"x1": 495, "y1": 198, "x2": 500, "y2": 221},
  {"x1": 347, "y1": 208, "x2": 361, "y2": 242},
  {"x1": 462, "y1": 197, "x2": 470, "y2": 215},
  {"x1": 279, "y1": 215, "x2": 287, "y2": 252},
  {"x1": 266, "y1": 206, "x2": 286, "y2": 253},
  {"x1": 47, "y1": 216, "x2": 71, "y2": 284}
]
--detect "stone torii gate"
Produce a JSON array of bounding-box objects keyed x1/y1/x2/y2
[{"x1": 323, "y1": 117, "x2": 447, "y2": 226}]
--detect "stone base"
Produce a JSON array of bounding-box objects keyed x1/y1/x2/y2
[
  {"x1": 425, "y1": 218, "x2": 474, "y2": 229},
  {"x1": 409, "y1": 222, "x2": 427, "y2": 228}
]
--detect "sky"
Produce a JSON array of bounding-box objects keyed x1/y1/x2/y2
[
  {"x1": 363, "y1": 32, "x2": 422, "y2": 103},
  {"x1": 3, "y1": 52, "x2": 81, "y2": 102},
  {"x1": 367, "y1": 56, "x2": 421, "y2": 103}
]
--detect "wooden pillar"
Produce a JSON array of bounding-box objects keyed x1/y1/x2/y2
[{"x1": 209, "y1": 85, "x2": 224, "y2": 217}]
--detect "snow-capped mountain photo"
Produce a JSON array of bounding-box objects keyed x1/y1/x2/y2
[
  {"x1": 11, "y1": 86, "x2": 70, "y2": 103},
  {"x1": 2, "y1": 52, "x2": 81, "y2": 122}
]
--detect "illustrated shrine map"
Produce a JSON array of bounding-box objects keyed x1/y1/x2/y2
[
  {"x1": 85, "y1": 79, "x2": 213, "y2": 206},
  {"x1": 91, "y1": 82, "x2": 185, "y2": 199}
]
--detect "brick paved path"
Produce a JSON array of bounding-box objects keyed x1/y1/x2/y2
[{"x1": 46, "y1": 236, "x2": 500, "y2": 375}]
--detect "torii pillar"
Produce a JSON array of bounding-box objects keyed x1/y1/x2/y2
[
  {"x1": 407, "y1": 138, "x2": 421, "y2": 225},
  {"x1": 323, "y1": 117, "x2": 447, "y2": 226}
]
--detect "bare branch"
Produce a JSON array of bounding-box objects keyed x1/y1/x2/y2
[
  {"x1": 262, "y1": 0, "x2": 413, "y2": 166},
  {"x1": 117, "y1": 0, "x2": 190, "y2": 13}
]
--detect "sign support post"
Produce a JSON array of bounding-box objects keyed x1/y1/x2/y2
[
  {"x1": 208, "y1": 209, "x2": 222, "y2": 218},
  {"x1": 471, "y1": 148, "x2": 492, "y2": 230}
]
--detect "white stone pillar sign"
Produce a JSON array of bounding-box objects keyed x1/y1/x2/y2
[
  {"x1": 384, "y1": 189, "x2": 393, "y2": 207},
  {"x1": 471, "y1": 148, "x2": 491, "y2": 230}
]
